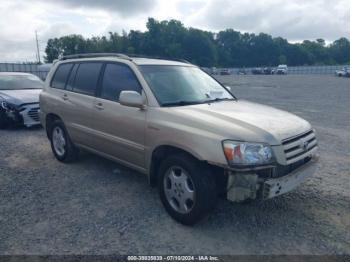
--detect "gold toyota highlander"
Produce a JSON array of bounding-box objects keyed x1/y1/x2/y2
[{"x1": 40, "y1": 53, "x2": 319, "y2": 225}]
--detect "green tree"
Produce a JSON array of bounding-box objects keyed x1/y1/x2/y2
[
  {"x1": 329, "y1": 38, "x2": 350, "y2": 64},
  {"x1": 44, "y1": 18, "x2": 350, "y2": 67}
]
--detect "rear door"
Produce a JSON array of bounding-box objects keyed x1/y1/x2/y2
[
  {"x1": 63, "y1": 62, "x2": 104, "y2": 147},
  {"x1": 47, "y1": 62, "x2": 74, "y2": 124},
  {"x1": 92, "y1": 62, "x2": 147, "y2": 171}
]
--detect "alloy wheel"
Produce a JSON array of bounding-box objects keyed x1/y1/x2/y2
[{"x1": 163, "y1": 166, "x2": 196, "y2": 214}]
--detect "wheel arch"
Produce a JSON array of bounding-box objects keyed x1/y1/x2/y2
[
  {"x1": 45, "y1": 113, "x2": 62, "y2": 139},
  {"x1": 149, "y1": 144, "x2": 214, "y2": 187}
]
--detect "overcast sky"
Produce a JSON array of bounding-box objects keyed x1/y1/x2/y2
[{"x1": 0, "y1": 0, "x2": 349, "y2": 62}]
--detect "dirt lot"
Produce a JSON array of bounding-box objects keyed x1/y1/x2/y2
[{"x1": 0, "y1": 75, "x2": 349, "y2": 255}]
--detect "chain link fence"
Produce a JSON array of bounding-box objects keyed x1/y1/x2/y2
[
  {"x1": 1, "y1": 62, "x2": 350, "y2": 78},
  {"x1": 219, "y1": 65, "x2": 350, "y2": 75},
  {"x1": 0, "y1": 63, "x2": 51, "y2": 80}
]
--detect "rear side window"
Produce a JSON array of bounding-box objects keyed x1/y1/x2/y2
[
  {"x1": 51, "y1": 63, "x2": 73, "y2": 89},
  {"x1": 100, "y1": 63, "x2": 142, "y2": 101},
  {"x1": 73, "y1": 63, "x2": 103, "y2": 96},
  {"x1": 66, "y1": 64, "x2": 79, "y2": 91}
]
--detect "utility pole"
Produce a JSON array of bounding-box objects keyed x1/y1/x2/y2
[{"x1": 35, "y1": 30, "x2": 41, "y2": 64}]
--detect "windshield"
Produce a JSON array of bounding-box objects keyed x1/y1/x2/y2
[
  {"x1": 0, "y1": 74, "x2": 43, "y2": 90},
  {"x1": 139, "y1": 65, "x2": 235, "y2": 106}
]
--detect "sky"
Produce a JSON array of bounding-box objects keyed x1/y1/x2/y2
[{"x1": 0, "y1": 0, "x2": 349, "y2": 62}]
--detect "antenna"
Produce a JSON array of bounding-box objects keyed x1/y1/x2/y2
[{"x1": 35, "y1": 30, "x2": 41, "y2": 64}]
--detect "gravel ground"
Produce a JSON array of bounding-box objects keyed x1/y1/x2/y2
[{"x1": 0, "y1": 75, "x2": 349, "y2": 255}]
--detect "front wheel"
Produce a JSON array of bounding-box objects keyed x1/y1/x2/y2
[
  {"x1": 49, "y1": 120, "x2": 79, "y2": 162},
  {"x1": 158, "y1": 153, "x2": 217, "y2": 225}
]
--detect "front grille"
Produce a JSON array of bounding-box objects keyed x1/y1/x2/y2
[
  {"x1": 28, "y1": 107, "x2": 40, "y2": 122},
  {"x1": 282, "y1": 130, "x2": 318, "y2": 164}
]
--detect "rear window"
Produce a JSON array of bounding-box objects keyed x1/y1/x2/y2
[
  {"x1": 73, "y1": 63, "x2": 103, "y2": 96},
  {"x1": 51, "y1": 63, "x2": 73, "y2": 89},
  {"x1": 66, "y1": 64, "x2": 79, "y2": 91}
]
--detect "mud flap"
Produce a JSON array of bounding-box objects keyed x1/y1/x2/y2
[{"x1": 226, "y1": 173, "x2": 259, "y2": 202}]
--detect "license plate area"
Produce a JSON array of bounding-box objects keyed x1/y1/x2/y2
[{"x1": 263, "y1": 157, "x2": 317, "y2": 199}]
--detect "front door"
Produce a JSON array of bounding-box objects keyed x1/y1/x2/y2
[{"x1": 91, "y1": 62, "x2": 146, "y2": 171}]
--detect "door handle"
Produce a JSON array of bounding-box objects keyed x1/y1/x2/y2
[
  {"x1": 95, "y1": 102, "x2": 104, "y2": 110},
  {"x1": 62, "y1": 94, "x2": 69, "y2": 101}
]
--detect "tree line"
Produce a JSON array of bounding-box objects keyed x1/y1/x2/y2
[{"x1": 45, "y1": 18, "x2": 350, "y2": 67}]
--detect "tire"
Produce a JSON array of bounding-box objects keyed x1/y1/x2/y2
[
  {"x1": 49, "y1": 120, "x2": 79, "y2": 162},
  {"x1": 0, "y1": 110, "x2": 8, "y2": 129},
  {"x1": 158, "y1": 153, "x2": 218, "y2": 225}
]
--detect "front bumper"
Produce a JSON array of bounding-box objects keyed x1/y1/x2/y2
[
  {"x1": 3, "y1": 103, "x2": 40, "y2": 127},
  {"x1": 20, "y1": 104, "x2": 40, "y2": 127},
  {"x1": 226, "y1": 155, "x2": 319, "y2": 202},
  {"x1": 261, "y1": 155, "x2": 318, "y2": 199}
]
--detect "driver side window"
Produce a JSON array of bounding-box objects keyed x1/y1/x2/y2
[{"x1": 100, "y1": 63, "x2": 142, "y2": 102}]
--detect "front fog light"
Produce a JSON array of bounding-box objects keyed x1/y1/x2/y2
[{"x1": 223, "y1": 141, "x2": 273, "y2": 166}]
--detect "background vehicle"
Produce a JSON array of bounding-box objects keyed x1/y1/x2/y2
[
  {"x1": 219, "y1": 69, "x2": 230, "y2": 75},
  {"x1": 237, "y1": 68, "x2": 247, "y2": 75},
  {"x1": 40, "y1": 53, "x2": 318, "y2": 225},
  {"x1": 252, "y1": 67, "x2": 273, "y2": 75},
  {"x1": 263, "y1": 67, "x2": 273, "y2": 75},
  {"x1": 251, "y1": 67, "x2": 264, "y2": 75},
  {"x1": 0, "y1": 72, "x2": 43, "y2": 128},
  {"x1": 276, "y1": 64, "x2": 288, "y2": 74},
  {"x1": 335, "y1": 67, "x2": 350, "y2": 77}
]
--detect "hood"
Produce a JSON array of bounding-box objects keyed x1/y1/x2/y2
[
  {"x1": 0, "y1": 89, "x2": 41, "y2": 105},
  {"x1": 168, "y1": 100, "x2": 311, "y2": 145}
]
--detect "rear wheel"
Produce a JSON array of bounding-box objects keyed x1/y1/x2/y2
[
  {"x1": 49, "y1": 120, "x2": 79, "y2": 162},
  {"x1": 158, "y1": 153, "x2": 217, "y2": 225}
]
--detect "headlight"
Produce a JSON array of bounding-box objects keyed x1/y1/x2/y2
[
  {"x1": 223, "y1": 141, "x2": 274, "y2": 166},
  {"x1": 1, "y1": 101, "x2": 17, "y2": 111},
  {"x1": 1, "y1": 101, "x2": 9, "y2": 110}
]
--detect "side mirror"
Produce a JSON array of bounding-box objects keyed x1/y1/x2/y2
[{"x1": 119, "y1": 91, "x2": 144, "y2": 109}]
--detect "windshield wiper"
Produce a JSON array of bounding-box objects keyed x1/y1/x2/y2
[
  {"x1": 205, "y1": 97, "x2": 236, "y2": 103},
  {"x1": 161, "y1": 100, "x2": 206, "y2": 107}
]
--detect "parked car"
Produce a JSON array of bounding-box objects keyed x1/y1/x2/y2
[
  {"x1": 335, "y1": 67, "x2": 350, "y2": 77},
  {"x1": 276, "y1": 65, "x2": 288, "y2": 74},
  {"x1": 219, "y1": 69, "x2": 230, "y2": 75},
  {"x1": 0, "y1": 72, "x2": 43, "y2": 128},
  {"x1": 263, "y1": 67, "x2": 273, "y2": 75},
  {"x1": 237, "y1": 69, "x2": 247, "y2": 75},
  {"x1": 40, "y1": 53, "x2": 318, "y2": 225},
  {"x1": 251, "y1": 67, "x2": 264, "y2": 74}
]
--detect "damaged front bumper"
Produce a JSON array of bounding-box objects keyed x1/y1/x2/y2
[
  {"x1": 2, "y1": 103, "x2": 41, "y2": 127},
  {"x1": 226, "y1": 155, "x2": 319, "y2": 202}
]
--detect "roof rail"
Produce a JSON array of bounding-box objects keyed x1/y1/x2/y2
[
  {"x1": 128, "y1": 54, "x2": 192, "y2": 64},
  {"x1": 59, "y1": 53, "x2": 192, "y2": 64},
  {"x1": 60, "y1": 53, "x2": 132, "y2": 61}
]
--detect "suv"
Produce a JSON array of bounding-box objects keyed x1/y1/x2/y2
[
  {"x1": 275, "y1": 65, "x2": 288, "y2": 75},
  {"x1": 40, "y1": 53, "x2": 318, "y2": 225},
  {"x1": 335, "y1": 67, "x2": 350, "y2": 77}
]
